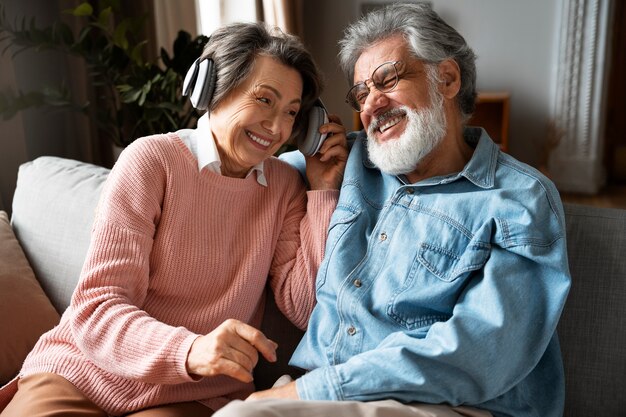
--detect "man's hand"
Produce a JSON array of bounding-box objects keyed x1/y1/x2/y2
[
  {"x1": 246, "y1": 380, "x2": 300, "y2": 400},
  {"x1": 185, "y1": 319, "x2": 278, "y2": 383}
]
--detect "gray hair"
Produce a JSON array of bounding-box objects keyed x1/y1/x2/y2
[
  {"x1": 201, "y1": 22, "x2": 323, "y2": 131},
  {"x1": 338, "y1": 3, "x2": 477, "y2": 120}
]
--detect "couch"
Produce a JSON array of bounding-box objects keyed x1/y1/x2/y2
[{"x1": 0, "y1": 156, "x2": 624, "y2": 416}]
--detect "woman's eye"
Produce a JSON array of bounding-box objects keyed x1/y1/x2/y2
[{"x1": 257, "y1": 96, "x2": 270, "y2": 104}]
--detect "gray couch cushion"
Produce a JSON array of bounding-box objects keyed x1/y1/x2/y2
[
  {"x1": 11, "y1": 156, "x2": 109, "y2": 313},
  {"x1": 559, "y1": 203, "x2": 626, "y2": 417}
]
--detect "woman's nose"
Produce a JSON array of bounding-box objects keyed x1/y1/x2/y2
[{"x1": 261, "y1": 113, "x2": 281, "y2": 135}]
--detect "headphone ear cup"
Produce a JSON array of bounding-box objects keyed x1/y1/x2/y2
[
  {"x1": 183, "y1": 58, "x2": 216, "y2": 111},
  {"x1": 182, "y1": 58, "x2": 199, "y2": 97},
  {"x1": 297, "y1": 100, "x2": 329, "y2": 156}
]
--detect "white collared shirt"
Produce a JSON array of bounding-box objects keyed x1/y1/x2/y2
[{"x1": 176, "y1": 114, "x2": 267, "y2": 186}]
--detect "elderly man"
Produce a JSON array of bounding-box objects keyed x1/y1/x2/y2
[{"x1": 215, "y1": 3, "x2": 571, "y2": 417}]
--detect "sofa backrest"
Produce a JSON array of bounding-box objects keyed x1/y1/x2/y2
[
  {"x1": 11, "y1": 156, "x2": 109, "y2": 313},
  {"x1": 9, "y1": 156, "x2": 626, "y2": 411},
  {"x1": 559, "y1": 203, "x2": 626, "y2": 417}
]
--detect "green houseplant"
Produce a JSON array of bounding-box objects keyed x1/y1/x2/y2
[{"x1": 0, "y1": 0, "x2": 208, "y2": 147}]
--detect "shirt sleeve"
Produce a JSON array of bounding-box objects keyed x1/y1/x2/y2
[{"x1": 296, "y1": 229, "x2": 571, "y2": 404}]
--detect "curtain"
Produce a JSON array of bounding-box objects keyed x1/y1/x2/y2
[
  {"x1": 181, "y1": 0, "x2": 303, "y2": 37},
  {"x1": 153, "y1": 0, "x2": 198, "y2": 55},
  {"x1": 259, "y1": 0, "x2": 303, "y2": 37}
]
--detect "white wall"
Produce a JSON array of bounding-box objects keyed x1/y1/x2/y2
[{"x1": 303, "y1": 0, "x2": 560, "y2": 167}]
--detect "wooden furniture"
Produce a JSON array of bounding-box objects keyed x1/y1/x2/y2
[
  {"x1": 351, "y1": 91, "x2": 510, "y2": 152},
  {"x1": 468, "y1": 92, "x2": 510, "y2": 152}
]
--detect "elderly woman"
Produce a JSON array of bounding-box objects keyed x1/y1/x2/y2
[{"x1": 0, "y1": 22, "x2": 347, "y2": 417}]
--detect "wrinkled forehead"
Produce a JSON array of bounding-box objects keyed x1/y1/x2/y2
[{"x1": 353, "y1": 35, "x2": 410, "y2": 83}]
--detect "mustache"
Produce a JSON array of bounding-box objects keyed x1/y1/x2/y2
[{"x1": 368, "y1": 107, "x2": 407, "y2": 135}]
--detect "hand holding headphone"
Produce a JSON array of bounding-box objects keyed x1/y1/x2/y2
[{"x1": 183, "y1": 57, "x2": 328, "y2": 156}]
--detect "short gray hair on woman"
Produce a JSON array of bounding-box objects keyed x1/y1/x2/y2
[
  {"x1": 201, "y1": 21, "x2": 323, "y2": 133},
  {"x1": 338, "y1": 3, "x2": 477, "y2": 121}
]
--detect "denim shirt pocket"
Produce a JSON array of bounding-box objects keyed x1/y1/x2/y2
[
  {"x1": 387, "y1": 241, "x2": 490, "y2": 331},
  {"x1": 316, "y1": 205, "x2": 361, "y2": 290},
  {"x1": 418, "y1": 241, "x2": 490, "y2": 282}
]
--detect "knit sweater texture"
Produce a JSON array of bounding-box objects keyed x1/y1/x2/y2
[{"x1": 5, "y1": 134, "x2": 338, "y2": 415}]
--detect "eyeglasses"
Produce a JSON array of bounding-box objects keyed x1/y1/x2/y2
[{"x1": 345, "y1": 61, "x2": 402, "y2": 112}]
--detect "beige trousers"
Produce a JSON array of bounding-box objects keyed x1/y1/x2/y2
[
  {"x1": 214, "y1": 398, "x2": 493, "y2": 417},
  {"x1": 0, "y1": 373, "x2": 213, "y2": 417}
]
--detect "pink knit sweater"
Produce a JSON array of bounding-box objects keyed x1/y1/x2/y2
[{"x1": 3, "y1": 134, "x2": 338, "y2": 415}]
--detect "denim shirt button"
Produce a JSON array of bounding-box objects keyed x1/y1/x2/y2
[
  {"x1": 347, "y1": 326, "x2": 357, "y2": 336},
  {"x1": 353, "y1": 279, "x2": 362, "y2": 288},
  {"x1": 379, "y1": 232, "x2": 387, "y2": 241},
  {"x1": 406, "y1": 187, "x2": 414, "y2": 194}
]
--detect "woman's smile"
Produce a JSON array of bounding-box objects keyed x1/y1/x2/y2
[{"x1": 246, "y1": 130, "x2": 273, "y2": 149}]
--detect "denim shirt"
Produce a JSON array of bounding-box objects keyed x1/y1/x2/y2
[{"x1": 286, "y1": 128, "x2": 571, "y2": 417}]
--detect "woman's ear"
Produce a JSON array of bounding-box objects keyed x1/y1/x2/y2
[{"x1": 438, "y1": 59, "x2": 461, "y2": 99}]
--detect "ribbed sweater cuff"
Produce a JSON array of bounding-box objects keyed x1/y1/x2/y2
[
  {"x1": 305, "y1": 189, "x2": 339, "y2": 236},
  {"x1": 177, "y1": 333, "x2": 203, "y2": 382},
  {"x1": 306, "y1": 189, "x2": 339, "y2": 209}
]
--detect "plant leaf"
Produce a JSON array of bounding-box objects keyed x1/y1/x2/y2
[
  {"x1": 71, "y1": 3, "x2": 94, "y2": 17},
  {"x1": 130, "y1": 40, "x2": 147, "y2": 65},
  {"x1": 113, "y1": 18, "x2": 129, "y2": 50},
  {"x1": 98, "y1": 7, "x2": 113, "y2": 27}
]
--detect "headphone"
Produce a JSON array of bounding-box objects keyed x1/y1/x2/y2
[{"x1": 182, "y1": 57, "x2": 328, "y2": 156}]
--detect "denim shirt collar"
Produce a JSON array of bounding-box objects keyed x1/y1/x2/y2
[
  {"x1": 358, "y1": 126, "x2": 498, "y2": 189},
  {"x1": 458, "y1": 126, "x2": 497, "y2": 189}
]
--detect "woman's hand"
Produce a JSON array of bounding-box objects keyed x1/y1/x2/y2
[
  {"x1": 305, "y1": 114, "x2": 348, "y2": 190},
  {"x1": 186, "y1": 319, "x2": 278, "y2": 383}
]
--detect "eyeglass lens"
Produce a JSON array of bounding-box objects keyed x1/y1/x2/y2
[{"x1": 346, "y1": 61, "x2": 399, "y2": 112}]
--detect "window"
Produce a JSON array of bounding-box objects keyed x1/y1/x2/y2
[{"x1": 196, "y1": 0, "x2": 258, "y2": 35}]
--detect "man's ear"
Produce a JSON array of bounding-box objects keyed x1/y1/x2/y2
[{"x1": 438, "y1": 59, "x2": 461, "y2": 99}]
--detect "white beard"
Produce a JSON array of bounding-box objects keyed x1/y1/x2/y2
[{"x1": 366, "y1": 94, "x2": 446, "y2": 176}]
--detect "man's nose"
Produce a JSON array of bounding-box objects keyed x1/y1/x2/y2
[{"x1": 361, "y1": 87, "x2": 389, "y2": 116}]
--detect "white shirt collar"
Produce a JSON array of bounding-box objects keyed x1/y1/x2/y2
[{"x1": 181, "y1": 114, "x2": 267, "y2": 186}]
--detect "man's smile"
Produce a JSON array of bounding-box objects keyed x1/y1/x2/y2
[
  {"x1": 369, "y1": 108, "x2": 407, "y2": 139},
  {"x1": 378, "y1": 115, "x2": 404, "y2": 133}
]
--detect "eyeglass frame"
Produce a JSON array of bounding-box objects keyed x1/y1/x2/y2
[{"x1": 345, "y1": 60, "x2": 403, "y2": 112}]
